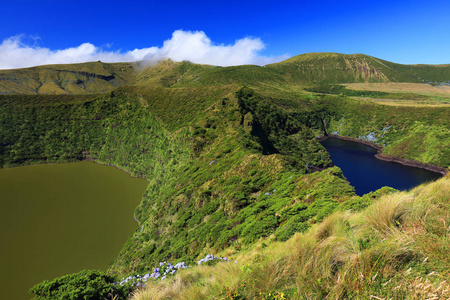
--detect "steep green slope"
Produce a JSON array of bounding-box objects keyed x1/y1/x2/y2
[
  {"x1": 0, "y1": 90, "x2": 192, "y2": 210},
  {"x1": 268, "y1": 53, "x2": 391, "y2": 84},
  {"x1": 131, "y1": 175, "x2": 450, "y2": 300},
  {"x1": 392, "y1": 63, "x2": 450, "y2": 85},
  {"x1": 136, "y1": 59, "x2": 218, "y2": 88},
  {"x1": 143, "y1": 53, "x2": 450, "y2": 99},
  {"x1": 320, "y1": 98, "x2": 450, "y2": 168},
  {"x1": 109, "y1": 88, "x2": 357, "y2": 275},
  {"x1": 4, "y1": 53, "x2": 450, "y2": 96},
  {"x1": 1, "y1": 87, "x2": 357, "y2": 278},
  {"x1": 268, "y1": 52, "x2": 450, "y2": 85},
  {"x1": 0, "y1": 61, "x2": 136, "y2": 95}
]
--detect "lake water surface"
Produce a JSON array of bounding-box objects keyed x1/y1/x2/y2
[
  {"x1": 320, "y1": 138, "x2": 442, "y2": 196},
  {"x1": 0, "y1": 162, "x2": 148, "y2": 300}
]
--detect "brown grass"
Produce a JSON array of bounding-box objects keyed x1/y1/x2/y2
[
  {"x1": 344, "y1": 83, "x2": 450, "y2": 95},
  {"x1": 344, "y1": 82, "x2": 450, "y2": 107},
  {"x1": 370, "y1": 100, "x2": 450, "y2": 107}
]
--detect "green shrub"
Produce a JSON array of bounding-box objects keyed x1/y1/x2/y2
[{"x1": 29, "y1": 270, "x2": 129, "y2": 300}]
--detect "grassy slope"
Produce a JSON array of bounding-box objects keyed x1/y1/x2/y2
[
  {"x1": 109, "y1": 87, "x2": 355, "y2": 275},
  {"x1": 1, "y1": 86, "x2": 355, "y2": 275},
  {"x1": 2, "y1": 55, "x2": 448, "y2": 299},
  {"x1": 323, "y1": 97, "x2": 450, "y2": 168},
  {"x1": 268, "y1": 53, "x2": 450, "y2": 85},
  {"x1": 3, "y1": 53, "x2": 450, "y2": 96},
  {"x1": 132, "y1": 174, "x2": 450, "y2": 300},
  {"x1": 0, "y1": 61, "x2": 136, "y2": 95}
]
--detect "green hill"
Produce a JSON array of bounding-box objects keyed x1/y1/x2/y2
[
  {"x1": 3, "y1": 53, "x2": 450, "y2": 96},
  {"x1": 166, "y1": 52, "x2": 450, "y2": 88},
  {"x1": 269, "y1": 52, "x2": 450, "y2": 84},
  {"x1": 0, "y1": 52, "x2": 449, "y2": 299},
  {"x1": 131, "y1": 175, "x2": 450, "y2": 300},
  {"x1": 0, "y1": 61, "x2": 136, "y2": 94}
]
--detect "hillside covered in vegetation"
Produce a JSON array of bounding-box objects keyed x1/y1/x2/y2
[
  {"x1": 0, "y1": 53, "x2": 448, "y2": 299},
  {"x1": 2, "y1": 53, "x2": 450, "y2": 96}
]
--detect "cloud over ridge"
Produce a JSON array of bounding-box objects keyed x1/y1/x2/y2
[{"x1": 0, "y1": 30, "x2": 288, "y2": 69}]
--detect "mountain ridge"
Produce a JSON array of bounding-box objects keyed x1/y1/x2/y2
[{"x1": 2, "y1": 53, "x2": 450, "y2": 95}]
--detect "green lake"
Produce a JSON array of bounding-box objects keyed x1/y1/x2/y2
[{"x1": 0, "y1": 162, "x2": 148, "y2": 300}]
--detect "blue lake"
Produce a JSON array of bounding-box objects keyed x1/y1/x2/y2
[{"x1": 320, "y1": 137, "x2": 443, "y2": 196}]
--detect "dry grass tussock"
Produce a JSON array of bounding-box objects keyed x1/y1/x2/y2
[
  {"x1": 392, "y1": 274, "x2": 450, "y2": 300},
  {"x1": 131, "y1": 177, "x2": 449, "y2": 299},
  {"x1": 131, "y1": 263, "x2": 241, "y2": 300},
  {"x1": 360, "y1": 192, "x2": 413, "y2": 236}
]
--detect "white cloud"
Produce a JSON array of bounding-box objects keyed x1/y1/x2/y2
[{"x1": 0, "y1": 31, "x2": 288, "y2": 69}]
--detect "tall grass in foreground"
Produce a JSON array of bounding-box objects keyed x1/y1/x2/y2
[{"x1": 131, "y1": 175, "x2": 450, "y2": 299}]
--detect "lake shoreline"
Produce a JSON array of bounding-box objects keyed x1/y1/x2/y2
[
  {"x1": 0, "y1": 157, "x2": 149, "y2": 224},
  {"x1": 318, "y1": 135, "x2": 448, "y2": 176},
  {"x1": 1, "y1": 156, "x2": 149, "y2": 181}
]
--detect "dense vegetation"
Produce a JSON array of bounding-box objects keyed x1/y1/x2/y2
[
  {"x1": 29, "y1": 270, "x2": 132, "y2": 300},
  {"x1": 132, "y1": 174, "x2": 450, "y2": 300},
  {"x1": 110, "y1": 87, "x2": 355, "y2": 276},
  {"x1": 324, "y1": 98, "x2": 450, "y2": 168},
  {"x1": 0, "y1": 54, "x2": 448, "y2": 299}
]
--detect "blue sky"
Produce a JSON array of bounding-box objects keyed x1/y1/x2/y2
[{"x1": 1, "y1": 0, "x2": 450, "y2": 68}]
